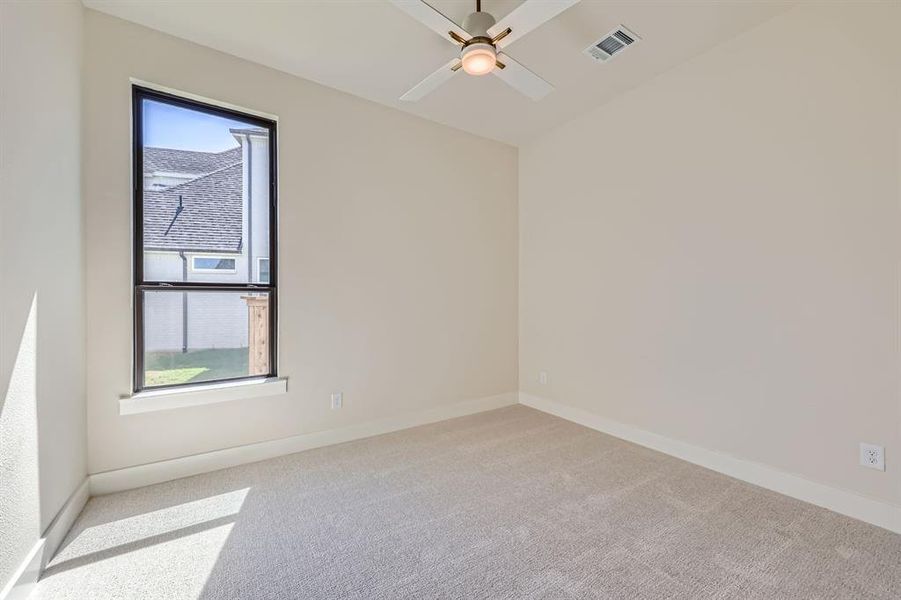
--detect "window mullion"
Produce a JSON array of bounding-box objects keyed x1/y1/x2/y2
[{"x1": 138, "y1": 282, "x2": 273, "y2": 291}]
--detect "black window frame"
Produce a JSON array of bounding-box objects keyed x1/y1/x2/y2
[{"x1": 132, "y1": 85, "x2": 278, "y2": 393}]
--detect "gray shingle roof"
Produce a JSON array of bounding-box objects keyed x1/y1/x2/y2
[
  {"x1": 143, "y1": 163, "x2": 243, "y2": 253},
  {"x1": 143, "y1": 146, "x2": 241, "y2": 175}
]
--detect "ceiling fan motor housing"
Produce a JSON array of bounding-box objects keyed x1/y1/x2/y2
[{"x1": 462, "y1": 11, "x2": 496, "y2": 38}]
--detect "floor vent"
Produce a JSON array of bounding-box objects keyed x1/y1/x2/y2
[{"x1": 584, "y1": 26, "x2": 640, "y2": 62}]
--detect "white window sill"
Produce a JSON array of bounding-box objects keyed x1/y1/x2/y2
[{"x1": 120, "y1": 377, "x2": 287, "y2": 415}]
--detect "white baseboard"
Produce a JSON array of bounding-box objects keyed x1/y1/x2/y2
[
  {"x1": 0, "y1": 540, "x2": 43, "y2": 600},
  {"x1": 0, "y1": 478, "x2": 90, "y2": 600},
  {"x1": 90, "y1": 392, "x2": 518, "y2": 495},
  {"x1": 519, "y1": 393, "x2": 901, "y2": 534},
  {"x1": 40, "y1": 478, "x2": 90, "y2": 569}
]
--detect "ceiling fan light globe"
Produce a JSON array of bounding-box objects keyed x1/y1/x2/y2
[{"x1": 461, "y1": 43, "x2": 496, "y2": 76}]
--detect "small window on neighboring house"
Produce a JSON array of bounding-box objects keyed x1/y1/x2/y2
[
  {"x1": 133, "y1": 86, "x2": 278, "y2": 392},
  {"x1": 192, "y1": 256, "x2": 237, "y2": 272},
  {"x1": 258, "y1": 258, "x2": 270, "y2": 284}
]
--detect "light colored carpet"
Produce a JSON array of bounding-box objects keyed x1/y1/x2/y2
[{"x1": 34, "y1": 406, "x2": 901, "y2": 599}]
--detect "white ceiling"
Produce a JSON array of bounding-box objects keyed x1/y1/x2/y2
[{"x1": 83, "y1": 0, "x2": 794, "y2": 146}]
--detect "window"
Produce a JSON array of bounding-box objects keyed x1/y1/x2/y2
[
  {"x1": 133, "y1": 86, "x2": 277, "y2": 392},
  {"x1": 258, "y1": 258, "x2": 270, "y2": 284},
  {"x1": 192, "y1": 256, "x2": 237, "y2": 272}
]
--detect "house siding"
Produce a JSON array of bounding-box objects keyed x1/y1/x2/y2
[
  {"x1": 144, "y1": 291, "x2": 249, "y2": 353},
  {"x1": 144, "y1": 251, "x2": 251, "y2": 352}
]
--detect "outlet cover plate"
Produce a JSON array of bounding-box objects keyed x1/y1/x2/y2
[{"x1": 859, "y1": 442, "x2": 885, "y2": 471}]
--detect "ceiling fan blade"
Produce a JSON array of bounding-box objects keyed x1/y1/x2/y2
[
  {"x1": 400, "y1": 58, "x2": 462, "y2": 102},
  {"x1": 488, "y1": 0, "x2": 581, "y2": 49},
  {"x1": 492, "y1": 53, "x2": 553, "y2": 101},
  {"x1": 389, "y1": 0, "x2": 471, "y2": 45}
]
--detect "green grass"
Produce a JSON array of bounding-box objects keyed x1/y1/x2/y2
[
  {"x1": 145, "y1": 367, "x2": 209, "y2": 386},
  {"x1": 145, "y1": 348, "x2": 248, "y2": 387}
]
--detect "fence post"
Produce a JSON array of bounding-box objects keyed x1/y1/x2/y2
[{"x1": 241, "y1": 295, "x2": 269, "y2": 376}]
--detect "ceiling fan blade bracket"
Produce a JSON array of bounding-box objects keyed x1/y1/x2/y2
[
  {"x1": 495, "y1": 60, "x2": 506, "y2": 70},
  {"x1": 491, "y1": 28, "x2": 512, "y2": 45},
  {"x1": 448, "y1": 31, "x2": 468, "y2": 45},
  {"x1": 451, "y1": 62, "x2": 463, "y2": 72}
]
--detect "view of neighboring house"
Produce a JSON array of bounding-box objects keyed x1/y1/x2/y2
[{"x1": 143, "y1": 128, "x2": 270, "y2": 354}]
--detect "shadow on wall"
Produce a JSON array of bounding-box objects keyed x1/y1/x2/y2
[{"x1": 0, "y1": 294, "x2": 41, "y2": 590}]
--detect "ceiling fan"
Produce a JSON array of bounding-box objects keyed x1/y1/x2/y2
[{"x1": 390, "y1": 0, "x2": 581, "y2": 101}]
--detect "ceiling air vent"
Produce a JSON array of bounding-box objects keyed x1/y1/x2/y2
[{"x1": 584, "y1": 26, "x2": 640, "y2": 63}]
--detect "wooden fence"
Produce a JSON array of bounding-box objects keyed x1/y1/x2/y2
[{"x1": 242, "y1": 295, "x2": 270, "y2": 376}]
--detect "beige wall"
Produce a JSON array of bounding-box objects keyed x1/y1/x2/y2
[
  {"x1": 0, "y1": 0, "x2": 86, "y2": 590},
  {"x1": 520, "y1": 2, "x2": 901, "y2": 505},
  {"x1": 83, "y1": 10, "x2": 518, "y2": 474}
]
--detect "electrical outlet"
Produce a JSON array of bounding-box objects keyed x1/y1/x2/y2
[
  {"x1": 539, "y1": 371, "x2": 548, "y2": 385},
  {"x1": 330, "y1": 392, "x2": 343, "y2": 410},
  {"x1": 859, "y1": 443, "x2": 884, "y2": 471}
]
